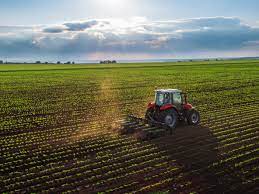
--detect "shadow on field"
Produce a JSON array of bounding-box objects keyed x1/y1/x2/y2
[{"x1": 150, "y1": 123, "x2": 221, "y2": 192}]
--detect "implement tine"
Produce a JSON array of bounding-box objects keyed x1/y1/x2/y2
[{"x1": 127, "y1": 114, "x2": 169, "y2": 130}]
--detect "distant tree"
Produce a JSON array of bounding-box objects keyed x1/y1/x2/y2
[
  {"x1": 0, "y1": 60, "x2": 3, "y2": 64},
  {"x1": 57, "y1": 61, "x2": 61, "y2": 64},
  {"x1": 36, "y1": 61, "x2": 41, "y2": 64},
  {"x1": 65, "y1": 61, "x2": 71, "y2": 64},
  {"x1": 100, "y1": 60, "x2": 117, "y2": 64},
  {"x1": 44, "y1": 62, "x2": 49, "y2": 64},
  {"x1": 72, "y1": 61, "x2": 75, "y2": 64}
]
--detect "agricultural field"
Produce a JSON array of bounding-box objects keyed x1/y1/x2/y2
[{"x1": 0, "y1": 60, "x2": 258, "y2": 193}]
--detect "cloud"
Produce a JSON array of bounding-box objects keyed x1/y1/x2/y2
[
  {"x1": 64, "y1": 20, "x2": 98, "y2": 31},
  {"x1": 43, "y1": 20, "x2": 100, "y2": 33},
  {"x1": 0, "y1": 17, "x2": 259, "y2": 60},
  {"x1": 43, "y1": 25, "x2": 67, "y2": 33}
]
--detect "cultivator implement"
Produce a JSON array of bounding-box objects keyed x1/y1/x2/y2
[
  {"x1": 128, "y1": 114, "x2": 169, "y2": 129},
  {"x1": 119, "y1": 115, "x2": 172, "y2": 141}
]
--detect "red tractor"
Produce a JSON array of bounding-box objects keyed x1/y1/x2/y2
[
  {"x1": 121, "y1": 89, "x2": 200, "y2": 139},
  {"x1": 145, "y1": 89, "x2": 200, "y2": 129}
]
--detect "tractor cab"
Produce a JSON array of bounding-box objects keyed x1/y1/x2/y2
[{"x1": 155, "y1": 89, "x2": 185, "y2": 108}]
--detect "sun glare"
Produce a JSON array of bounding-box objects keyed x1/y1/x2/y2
[
  {"x1": 92, "y1": 0, "x2": 131, "y2": 17},
  {"x1": 100, "y1": 0, "x2": 124, "y2": 6}
]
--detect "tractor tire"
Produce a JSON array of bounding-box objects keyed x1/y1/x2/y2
[
  {"x1": 159, "y1": 109, "x2": 178, "y2": 130},
  {"x1": 187, "y1": 109, "x2": 200, "y2": 125}
]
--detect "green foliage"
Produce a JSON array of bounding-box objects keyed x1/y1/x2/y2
[{"x1": 0, "y1": 59, "x2": 258, "y2": 193}]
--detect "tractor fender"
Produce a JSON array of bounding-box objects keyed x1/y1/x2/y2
[
  {"x1": 183, "y1": 103, "x2": 193, "y2": 110},
  {"x1": 160, "y1": 104, "x2": 173, "y2": 111},
  {"x1": 160, "y1": 104, "x2": 179, "y2": 114},
  {"x1": 147, "y1": 102, "x2": 155, "y2": 109}
]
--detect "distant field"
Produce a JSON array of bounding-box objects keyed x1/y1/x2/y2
[{"x1": 1, "y1": 60, "x2": 258, "y2": 193}]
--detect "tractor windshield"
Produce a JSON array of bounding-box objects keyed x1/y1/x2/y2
[{"x1": 155, "y1": 92, "x2": 170, "y2": 106}]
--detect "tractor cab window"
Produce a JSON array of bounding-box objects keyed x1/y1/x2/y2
[
  {"x1": 156, "y1": 92, "x2": 164, "y2": 106},
  {"x1": 173, "y1": 92, "x2": 182, "y2": 105},
  {"x1": 164, "y1": 93, "x2": 170, "y2": 104},
  {"x1": 156, "y1": 92, "x2": 171, "y2": 106}
]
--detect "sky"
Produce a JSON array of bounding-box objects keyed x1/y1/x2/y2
[{"x1": 0, "y1": 0, "x2": 259, "y2": 61}]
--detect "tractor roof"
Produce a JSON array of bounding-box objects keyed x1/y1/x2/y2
[{"x1": 155, "y1": 89, "x2": 182, "y2": 93}]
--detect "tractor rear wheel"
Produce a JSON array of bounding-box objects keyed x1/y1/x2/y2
[
  {"x1": 160, "y1": 109, "x2": 178, "y2": 130},
  {"x1": 187, "y1": 109, "x2": 200, "y2": 125}
]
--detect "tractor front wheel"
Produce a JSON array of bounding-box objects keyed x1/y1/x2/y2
[
  {"x1": 187, "y1": 109, "x2": 200, "y2": 125},
  {"x1": 160, "y1": 109, "x2": 178, "y2": 130}
]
